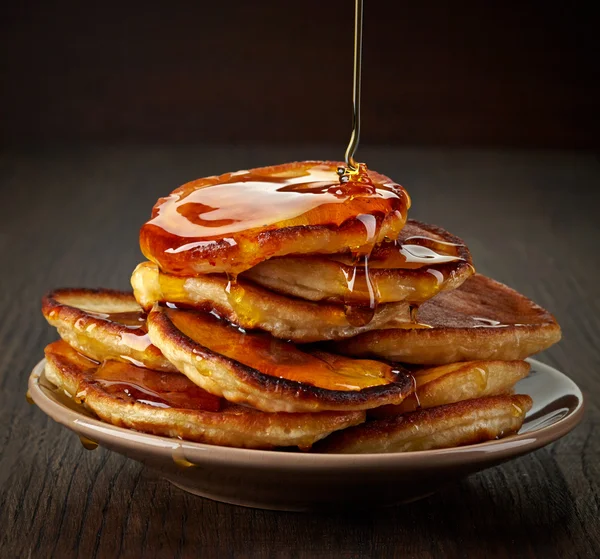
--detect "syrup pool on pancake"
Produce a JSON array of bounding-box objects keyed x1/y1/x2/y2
[
  {"x1": 161, "y1": 306, "x2": 400, "y2": 392},
  {"x1": 140, "y1": 161, "x2": 410, "y2": 276}
]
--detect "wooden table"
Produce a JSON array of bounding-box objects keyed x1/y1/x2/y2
[{"x1": 1, "y1": 147, "x2": 598, "y2": 558}]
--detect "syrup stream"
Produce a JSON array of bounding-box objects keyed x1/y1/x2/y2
[{"x1": 343, "y1": 0, "x2": 364, "y2": 171}]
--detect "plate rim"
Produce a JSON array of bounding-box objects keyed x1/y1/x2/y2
[{"x1": 28, "y1": 357, "x2": 585, "y2": 467}]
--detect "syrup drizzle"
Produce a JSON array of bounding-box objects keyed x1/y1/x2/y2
[{"x1": 342, "y1": 0, "x2": 364, "y2": 172}]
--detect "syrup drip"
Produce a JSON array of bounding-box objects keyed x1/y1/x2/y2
[
  {"x1": 26, "y1": 390, "x2": 34, "y2": 405},
  {"x1": 341, "y1": 210, "x2": 381, "y2": 326},
  {"x1": 321, "y1": 225, "x2": 469, "y2": 309},
  {"x1": 92, "y1": 360, "x2": 221, "y2": 412},
  {"x1": 331, "y1": 237, "x2": 465, "y2": 269},
  {"x1": 164, "y1": 307, "x2": 399, "y2": 391},
  {"x1": 474, "y1": 367, "x2": 489, "y2": 391},
  {"x1": 511, "y1": 403, "x2": 524, "y2": 417},
  {"x1": 79, "y1": 436, "x2": 99, "y2": 450},
  {"x1": 172, "y1": 446, "x2": 197, "y2": 468},
  {"x1": 410, "y1": 374, "x2": 421, "y2": 410},
  {"x1": 225, "y1": 273, "x2": 261, "y2": 328}
]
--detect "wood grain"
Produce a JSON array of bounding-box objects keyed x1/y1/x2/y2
[{"x1": 0, "y1": 147, "x2": 598, "y2": 558}]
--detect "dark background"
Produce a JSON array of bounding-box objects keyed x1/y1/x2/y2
[
  {"x1": 2, "y1": 0, "x2": 598, "y2": 149},
  {"x1": 1, "y1": 3, "x2": 599, "y2": 557}
]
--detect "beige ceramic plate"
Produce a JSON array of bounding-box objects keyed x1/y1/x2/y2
[{"x1": 29, "y1": 358, "x2": 584, "y2": 511}]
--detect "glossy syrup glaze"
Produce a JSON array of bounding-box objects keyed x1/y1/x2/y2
[
  {"x1": 81, "y1": 308, "x2": 155, "y2": 357},
  {"x1": 140, "y1": 161, "x2": 410, "y2": 275},
  {"x1": 82, "y1": 309, "x2": 147, "y2": 328},
  {"x1": 164, "y1": 307, "x2": 402, "y2": 391},
  {"x1": 92, "y1": 360, "x2": 222, "y2": 411},
  {"x1": 45, "y1": 340, "x2": 222, "y2": 412}
]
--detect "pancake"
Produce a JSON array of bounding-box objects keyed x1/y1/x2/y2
[
  {"x1": 370, "y1": 360, "x2": 530, "y2": 418},
  {"x1": 317, "y1": 394, "x2": 533, "y2": 454},
  {"x1": 139, "y1": 161, "x2": 410, "y2": 275},
  {"x1": 44, "y1": 341, "x2": 365, "y2": 450},
  {"x1": 242, "y1": 220, "x2": 474, "y2": 304},
  {"x1": 146, "y1": 305, "x2": 414, "y2": 413},
  {"x1": 42, "y1": 288, "x2": 176, "y2": 372},
  {"x1": 132, "y1": 261, "x2": 412, "y2": 342},
  {"x1": 332, "y1": 274, "x2": 561, "y2": 364}
]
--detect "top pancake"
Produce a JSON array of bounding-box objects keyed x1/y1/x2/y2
[
  {"x1": 140, "y1": 161, "x2": 410, "y2": 275},
  {"x1": 331, "y1": 274, "x2": 561, "y2": 364}
]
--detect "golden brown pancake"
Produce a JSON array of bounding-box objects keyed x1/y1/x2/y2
[
  {"x1": 44, "y1": 341, "x2": 365, "y2": 450},
  {"x1": 132, "y1": 261, "x2": 412, "y2": 342},
  {"x1": 243, "y1": 220, "x2": 474, "y2": 304},
  {"x1": 42, "y1": 288, "x2": 176, "y2": 372},
  {"x1": 370, "y1": 360, "x2": 530, "y2": 417},
  {"x1": 139, "y1": 161, "x2": 410, "y2": 275},
  {"x1": 317, "y1": 394, "x2": 533, "y2": 454},
  {"x1": 332, "y1": 274, "x2": 561, "y2": 364},
  {"x1": 146, "y1": 305, "x2": 414, "y2": 413}
]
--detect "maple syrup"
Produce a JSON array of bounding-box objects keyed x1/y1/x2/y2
[
  {"x1": 140, "y1": 0, "x2": 408, "y2": 328},
  {"x1": 141, "y1": 161, "x2": 409, "y2": 276},
  {"x1": 341, "y1": 0, "x2": 364, "y2": 173},
  {"x1": 224, "y1": 272, "x2": 260, "y2": 327},
  {"x1": 92, "y1": 360, "x2": 221, "y2": 412},
  {"x1": 172, "y1": 445, "x2": 197, "y2": 468},
  {"x1": 511, "y1": 403, "x2": 524, "y2": 417},
  {"x1": 78, "y1": 308, "x2": 154, "y2": 355},
  {"x1": 79, "y1": 436, "x2": 99, "y2": 450},
  {"x1": 26, "y1": 390, "x2": 34, "y2": 405},
  {"x1": 336, "y1": 2, "x2": 379, "y2": 323},
  {"x1": 83, "y1": 309, "x2": 146, "y2": 328},
  {"x1": 164, "y1": 307, "x2": 401, "y2": 391}
]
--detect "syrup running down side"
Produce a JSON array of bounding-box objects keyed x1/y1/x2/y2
[{"x1": 240, "y1": 220, "x2": 474, "y2": 323}]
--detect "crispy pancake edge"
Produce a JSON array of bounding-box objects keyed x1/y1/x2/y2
[
  {"x1": 317, "y1": 394, "x2": 533, "y2": 454},
  {"x1": 42, "y1": 288, "x2": 176, "y2": 372},
  {"x1": 43, "y1": 341, "x2": 366, "y2": 450},
  {"x1": 146, "y1": 305, "x2": 415, "y2": 413},
  {"x1": 332, "y1": 274, "x2": 561, "y2": 364},
  {"x1": 132, "y1": 261, "x2": 412, "y2": 342},
  {"x1": 372, "y1": 360, "x2": 530, "y2": 417}
]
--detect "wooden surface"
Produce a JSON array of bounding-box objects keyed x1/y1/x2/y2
[
  {"x1": 0, "y1": 146, "x2": 598, "y2": 558},
  {"x1": 2, "y1": 1, "x2": 598, "y2": 148}
]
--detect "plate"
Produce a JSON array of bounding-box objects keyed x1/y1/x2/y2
[{"x1": 28, "y1": 358, "x2": 584, "y2": 511}]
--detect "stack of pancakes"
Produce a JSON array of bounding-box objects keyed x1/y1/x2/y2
[{"x1": 41, "y1": 161, "x2": 561, "y2": 453}]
